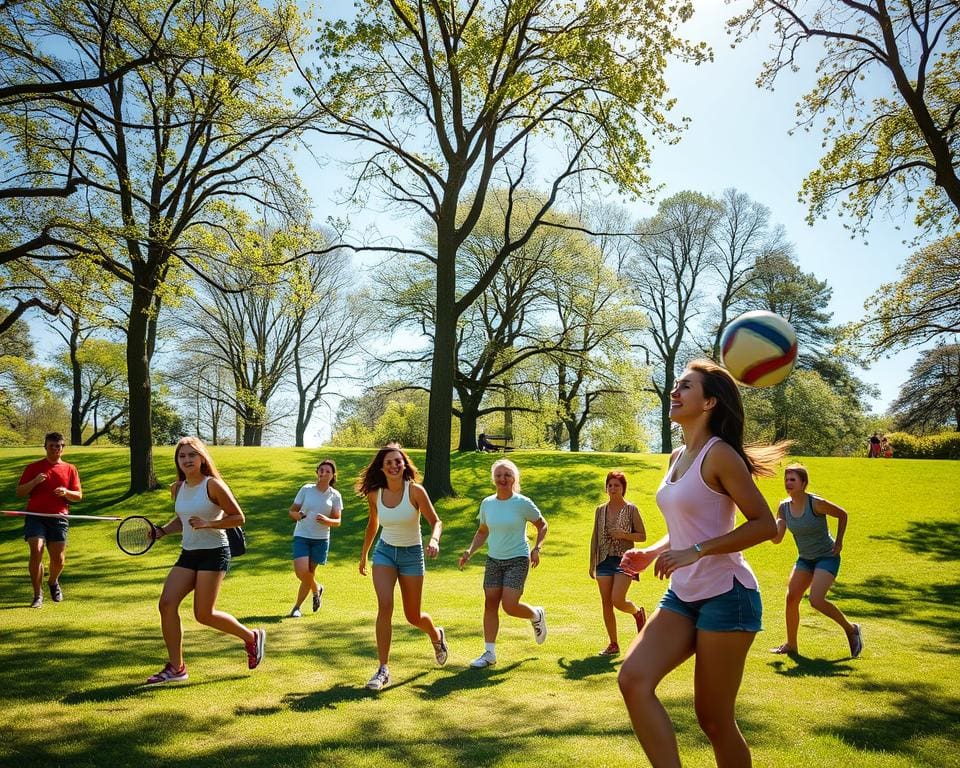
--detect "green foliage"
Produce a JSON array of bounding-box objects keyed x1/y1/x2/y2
[
  {"x1": 372, "y1": 401, "x2": 428, "y2": 448},
  {"x1": 886, "y1": 431, "x2": 960, "y2": 459},
  {"x1": 0, "y1": 447, "x2": 958, "y2": 767}
]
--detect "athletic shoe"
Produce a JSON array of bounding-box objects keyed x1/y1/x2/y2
[
  {"x1": 469, "y1": 650, "x2": 497, "y2": 668},
  {"x1": 246, "y1": 628, "x2": 266, "y2": 669},
  {"x1": 432, "y1": 627, "x2": 448, "y2": 666},
  {"x1": 312, "y1": 586, "x2": 323, "y2": 613},
  {"x1": 598, "y1": 643, "x2": 620, "y2": 657},
  {"x1": 145, "y1": 663, "x2": 188, "y2": 685},
  {"x1": 633, "y1": 607, "x2": 646, "y2": 632},
  {"x1": 531, "y1": 606, "x2": 547, "y2": 644},
  {"x1": 49, "y1": 582, "x2": 63, "y2": 602},
  {"x1": 848, "y1": 624, "x2": 864, "y2": 659},
  {"x1": 30, "y1": 595, "x2": 43, "y2": 609},
  {"x1": 290, "y1": 607, "x2": 302, "y2": 618},
  {"x1": 365, "y1": 665, "x2": 390, "y2": 691}
]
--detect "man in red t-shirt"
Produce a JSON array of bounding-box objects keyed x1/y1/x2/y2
[{"x1": 16, "y1": 432, "x2": 83, "y2": 608}]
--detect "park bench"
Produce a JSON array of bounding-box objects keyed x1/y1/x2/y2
[{"x1": 478, "y1": 435, "x2": 515, "y2": 452}]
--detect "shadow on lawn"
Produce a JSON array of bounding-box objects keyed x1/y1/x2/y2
[
  {"x1": 768, "y1": 655, "x2": 855, "y2": 678},
  {"x1": 557, "y1": 654, "x2": 618, "y2": 680},
  {"x1": 871, "y1": 518, "x2": 960, "y2": 562},
  {"x1": 815, "y1": 677, "x2": 960, "y2": 763}
]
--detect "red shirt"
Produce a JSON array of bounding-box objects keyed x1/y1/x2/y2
[{"x1": 19, "y1": 459, "x2": 81, "y2": 515}]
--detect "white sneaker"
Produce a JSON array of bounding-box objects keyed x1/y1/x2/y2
[
  {"x1": 470, "y1": 650, "x2": 497, "y2": 668},
  {"x1": 531, "y1": 606, "x2": 547, "y2": 645},
  {"x1": 365, "y1": 665, "x2": 390, "y2": 691},
  {"x1": 290, "y1": 607, "x2": 302, "y2": 618}
]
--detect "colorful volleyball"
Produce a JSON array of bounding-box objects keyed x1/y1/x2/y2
[{"x1": 720, "y1": 310, "x2": 797, "y2": 387}]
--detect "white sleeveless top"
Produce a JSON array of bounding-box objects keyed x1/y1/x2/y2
[
  {"x1": 176, "y1": 477, "x2": 229, "y2": 551},
  {"x1": 376, "y1": 481, "x2": 422, "y2": 547}
]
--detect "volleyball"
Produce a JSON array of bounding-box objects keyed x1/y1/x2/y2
[{"x1": 720, "y1": 310, "x2": 798, "y2": 387}]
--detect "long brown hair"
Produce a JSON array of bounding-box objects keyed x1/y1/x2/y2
[
  {"x1": 355, "y1": 443, "x2": 419, "y2": 495},
  {"x1": 687, "y1": 359, "x2": 789, "y2": 478},
  {"x1": 174, "y1": 437, "x2": 222, "y2": 482}
]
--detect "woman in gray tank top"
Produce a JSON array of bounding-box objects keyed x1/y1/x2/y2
[{"x1": 770, "y1": 463, "x2": 862, "y2": 658}]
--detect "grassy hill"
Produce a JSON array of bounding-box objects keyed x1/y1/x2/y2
[{"x1": 1, "y1": 446, "x2": 958, "y2": 767}]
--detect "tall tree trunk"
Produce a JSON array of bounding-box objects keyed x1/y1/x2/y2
[
  {"x1": 457, "y1": 395, "x2": 480, "y2": 452},
  {"x1": 423, "y1": 248, "x2": 456, "y2": 499},
  {"x1": 568, "y1": 420, "x2": 581, "y2": 452},
  {"x1": 69, "y1": 317, "x2": 83, "y2": 445},
  {"x1": 660, "y1": 366, "x2": 676, "y2": 453},
  {"x1": 127, "y1": 280, "x2": 158, "y2": 493}
]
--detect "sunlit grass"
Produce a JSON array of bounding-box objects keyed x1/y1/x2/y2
[{"x1": 1, "y1": 447, "x2": 958, "y2": 767}]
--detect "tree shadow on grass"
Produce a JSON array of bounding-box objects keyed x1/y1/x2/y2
[
  {"x1": 557, "y1": 654, "x2": 618, "y2": 680},
  {"x1": 815, "y1": 677, "x2": 960, "y2": 763},
  {"x1": 411, "y1": 659, "x2": 529, "y2": 698},
  {"x1": 871, "y1": 519, "x2": 960, "y2": 561},
  {"x1": 283, "y1": 670, "x2": 429, "y2": 711},
  {"x1": 61, "y1": 675, "x2": 247, "y2": 705}
]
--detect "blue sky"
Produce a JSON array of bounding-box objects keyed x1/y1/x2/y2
[{"x1": 302, "y1": 1, "x2": 924, "y2": 421}]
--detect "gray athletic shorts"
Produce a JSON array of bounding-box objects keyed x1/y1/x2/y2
[{"x1": 483, "y1": 555, "x2": 529, "y2": 591}]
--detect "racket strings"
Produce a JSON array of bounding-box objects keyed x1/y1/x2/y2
[{"x1": 117, "y1": 517, "x2": 154, "y2": 555}]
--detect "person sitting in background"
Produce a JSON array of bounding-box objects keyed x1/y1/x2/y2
[{"x1": 478, "y1": 433, "x2": 498, "y2": 452}]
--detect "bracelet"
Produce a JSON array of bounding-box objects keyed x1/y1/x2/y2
[
  {"x1": 463, "y1": 550, "x2": 472, "y2": 559},
  {"x1": 532, "y1": 546, "x2": 542, "y2": 553}
]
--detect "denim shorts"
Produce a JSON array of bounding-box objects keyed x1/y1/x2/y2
[
  {"x1": 795, "y1": 554, "x2": 841, "y2": 577},
  {"x1": 595, "y1": 554, "x2": 639, "y2": 580},
  {"x1": 293, "y1": 536, "x2": 330, "y2": 565},
  {"x1": 23, "y1": 515, "x2": 68, "y2": 544},
  {"x1": 659, "y1": 578, "x2": 763, "y2": 632},
  {"x1": 372, "y1": 540, "x2": 425, "y2": 576},
  {"x1": 174, "y1": 546, "x2": 231, "y2": 572},
  {"x1": 483, "y1": 555, "x2": 530, "y2": 591}
]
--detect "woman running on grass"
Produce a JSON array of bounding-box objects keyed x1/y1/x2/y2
[
  {"x1": 769, "y1": 463, "x2": 863, "y2": 658},
  {"x1": 618, "y1": 359, "x2": 783, "y2": 767},
  {"x1": 357, "y1": 444, "x2": 447, "y2": 691},
  {"x1": 287, "y1": 458, "x2": 342, "y2": 618},
  {"x1": 458, "y1": 458, "x2": 548, "y2": 668},
  {"x1": 589, "y1": 470, "x2": 647, "y2": 657},
  {"x1": 145, "y1": 437, "x2": 264, "y2": 685}
]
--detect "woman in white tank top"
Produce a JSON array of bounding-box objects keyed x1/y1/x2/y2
[
  {"x1": 618, "y1": 360, "x2": 786, "y2": 767},
  {"x1": 356, "y1": 444, "x2": 447, "y2": 691},
  {"x1": 144, "y1": 437, "x2": 265, "y2": 685}
]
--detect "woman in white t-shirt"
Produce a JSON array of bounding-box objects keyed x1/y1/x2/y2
[
  {"x1": 287, "y1": 459, "x2": 342, "y2": 618},
  {"x1": 356, "y1": 444, "x2": 446, "y2": 691},
  {"x1": 458, "y1": 459, "x2": 548, "y2": 668}
]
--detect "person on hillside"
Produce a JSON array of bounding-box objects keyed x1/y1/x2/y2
[
  {"x1": 477, "y1": 432, "x2": 498, "y2": 452},
  {"x1": 287, "y1": 458, "x2": 342, "y2": 617},
  {"x1": 144, "y1": 437, "x2": 265, "y2": 685},
  {"x1": 589, "y1": 471, "x2": 647, "y2": 656},
  {"x1": 868, "y1": 432, "x2": 881, "y2": 458},
  {"x1": 618, "y1": 359, "x2": 783, "y2": 768},
  {"x1": 458, "y1": 458, "x2": 548, "y2": 668},
  {"x1": 357, "y1": 443, "x2": 447, "y2": 691},
  {"x1": 769, "y1": 463, "x2": 863, "y2": 659},
  {"x1": 15, "y1": 431, "x2": 83, "y2": 608},
  {"x1": 881, "y1": 436, "x2": 893, "y2": 458}
]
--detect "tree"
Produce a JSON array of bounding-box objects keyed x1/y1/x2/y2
[
  {"x1": 303, "y1": 0, "x2": 706, "y2": 497},
  {"x1": 731, "y1": 1, "x2": 960, "y2": 235},
  {"x1": 854, "y1": 233, "x2": 960, "y2": 355},
  {"x1": 625, "y1": 191, "x2": 723, "y2": 452},
  {"x1": 49, "y1": 338, "x2": 128, "y2": 444},
  {"x1": 328, "y1": 383, "x2": 432, "y2": 448},
  {"x1": 707, "y1": 188, "x2": 789, "y2": 360},
  {"x1": 1, "y1": 0, "x2": 315, "y2": 491},
  {"x1": 889, "y1": 344, "x2": 960, "y2": 433},
  {"x1": 0, "y1": 0, "x2": 170, "y2": 268}
]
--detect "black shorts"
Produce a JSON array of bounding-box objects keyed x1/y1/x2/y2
[
  {"x1": 174, "y1": 546, "x2": 230, "y2": 572},
  {"x1": 23, "y1": 515, "x2": 68, "y2": 544}
]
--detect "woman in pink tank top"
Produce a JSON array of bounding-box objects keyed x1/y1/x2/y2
[{"x1": 618, "y1": 360, "x2": 786, "y2": 768}]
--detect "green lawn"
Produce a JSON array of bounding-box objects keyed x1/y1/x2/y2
[{"x1": 1, "y1": 447, "x2": 958, "y2": 768}]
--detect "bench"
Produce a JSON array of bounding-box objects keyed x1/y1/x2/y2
[{"x1": 478, "y1": 435, "x2": 515, "y2": 452}]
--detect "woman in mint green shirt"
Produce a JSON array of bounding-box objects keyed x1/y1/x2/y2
[{"x1": 458, "y1": 459, "x2": 548, "y2": 668}]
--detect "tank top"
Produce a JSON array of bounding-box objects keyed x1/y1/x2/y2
[
  {"x1": 779, "y1": 494, "x2": 834, "y2": 560},
  {"x1": 176, "y1": 477, "x2": 229, "y2": 551},
  {"x1": 655, "y1": 436, "x2": 759, "y2": 601},
  {"x1": 376, "y1": 481, "x2": 422, "y2": 547}
]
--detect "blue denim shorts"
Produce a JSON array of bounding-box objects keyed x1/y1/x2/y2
[
  {"x1": 795, "y1": 554, "x2": 841, "y2": 577},
  {"x1": 23, "y1": 515, "x2": 69, "y2": 544},
  {"x1": 174, "y1": 546, "x2": 231, "y2": 573},
  {"x1": 372, "y1": 540, "x2": 425, "y2": 576},
  {"x1": 659, "y1": 578, "x2": 763, "y2": 632},
  {"x1": 595, "y1": 554, "x2": 639, "y2": 580},
  {"x1": 293, "y1": 536, "x2": 330, "y2": 565}
]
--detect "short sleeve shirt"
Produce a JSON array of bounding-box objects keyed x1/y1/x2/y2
[
  {"x1": 293, "y1": 485, "x2": 342, "y2": 540},
  {"x1": 19, "y1": 459, "x2": 81, "y2": 515},
  {"x1": 478, "y1": 493, "x2": 543, "y2": 560}
]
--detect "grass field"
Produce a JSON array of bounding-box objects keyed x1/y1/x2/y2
[{"x1": 1, "y1": 446, "x2": 958, "y2": 768}]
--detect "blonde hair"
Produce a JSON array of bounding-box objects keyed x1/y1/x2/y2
[
  {"x1": 174, "y1": 437, "x2": 221, "y2": 482},
  {"x1": 491, "y1": 459, "x2": 521, "y2": 493}
]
